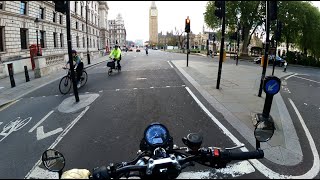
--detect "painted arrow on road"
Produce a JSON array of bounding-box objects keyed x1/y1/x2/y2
[{"x1": 36, "y1": 126, "x2": 63, "y2": 141}]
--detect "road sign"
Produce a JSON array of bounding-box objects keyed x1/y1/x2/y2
[{"x1": 263, "y1": 76, "x2": 281, "y2": 95}]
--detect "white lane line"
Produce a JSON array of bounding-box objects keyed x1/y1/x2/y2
[
  {"x1": 167, "y1": 61, "x2": 174, "y2": 68},
  {"x1": 185, "y1": 86, "x2": 320, "y2": 178},
  {"x1": 0, "y1": 122, "x2": 3, "y2": 126},
  {"x1": 293, "y1": 76, "x2": 320, "y2": 84},
  {"x1": 55, "y1": 95, "x2": 59, "y2": 97},
  {"x1": 30, "y1": 97, "x2": 34, "y2": 99},
  {"x1": 133, "y1": 88, "x2": 138, "y2": 90},
  {"x1": 304, "y1": 103, "x2": 308, "y2": 106},
  {"x1": 85, "y1": 92, "x2": 89, "y2": 94},
  {"x1": 115, "y1": 89, "x2": 120, "y2": 91},
  {"x1": 42, "y1": 96, "x2": 46, "y2": 98},
  {"x1": 284, "y1": 73, "x2": 298, "y2": 80},
  {"x1": 287, "y1": 98, "x2": 320, "y2": 178},
  {"x1": 0, "y1": 87, "x2": 4, "y2": 89},
  {"x1": 166, "y1": 86, "x2": 171, "y2": 88},
  {"x1": 28, "y1": 110, "x2": 54, "y2": 133},
  {"x1": 182, "y1": 85, "x2": 186, "y2": 87},
  {"x1": 150, "y1": 87, "x2": 154, "y2": 89},
  {"x1": 25, "y1": 106, "x2": 90, "y2": 179},
  {"x1": 99, "y1": 90, "x2": 103, "y2": 93},
  {"x1": 136, "y1": 78, "x2": 147, "y2": 80}
]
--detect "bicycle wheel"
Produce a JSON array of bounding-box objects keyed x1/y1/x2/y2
[
  {"x1": 108, "y1": 68, "x2": 112, "y2": 76},
  {"x1": 80, "y1": 71, "x2": 88, "y2": 87},
  {"x1": 59, "y1": 76, "x2": 72, "y2": 94}
]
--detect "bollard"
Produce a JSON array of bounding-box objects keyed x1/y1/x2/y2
[
  {"x1": 24, "y1": 66, "x2": 30, "y2": 82},
  {"x1": 7, "y1": 63, "x2": 16, "y2": 88}
]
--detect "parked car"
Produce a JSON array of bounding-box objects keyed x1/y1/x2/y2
[
  {"x1": 254, "y1": 55, "x2": 285, "y2": 67},
  {"x1": 129, "y1": 48, "x2": 133, "y2": 51},
  {"x1": 136, "y1": 49, "x2": 141, "y2": 52}
]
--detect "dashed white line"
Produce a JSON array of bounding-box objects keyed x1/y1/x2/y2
[
  {"x1": 55, "y1": 95, "x2": 59, "y2": 96},
  {"x1": 133, "y1": 88, "x2": 138, "y2": 90},
  {"x1": 0, "y1": 87, "x2": 4, "y2": 89},
  {"x1": 166, "y1": 86, "x2": 171, "y2": 88},
  {"x1": 182, "y1": 85, "x2": 186, "y2": 87},
  {"x1": 150, "y1": 87, "x2": 154, "y2": 89},
  {"x1": 42, "y1": 96, "x2": 46, "y2": 98},
  {"x1": 30, "y1": 97, "x2": 34, "y2": 99},
  {"x1": 304, "y1": 103, "x2": 308, "y2": 106},
  {"x1": 85, "y1": 92, "x2": 89, "y2": 94},
  {"x1": 115, "y1": 89, "x2": 120, "y2": 91},
  {"x1": 99, "y1": 90, "x2": 103, "y2": 93}
]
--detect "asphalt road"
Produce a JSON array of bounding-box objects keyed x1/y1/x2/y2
[{"x1": 0, "y1": 49, "x2": 319, "y2": 179}]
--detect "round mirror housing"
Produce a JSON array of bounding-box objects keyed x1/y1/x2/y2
[
  {"x1": 254, "y1": 120, "x2": 275, "y2": 142},
  {"x1": 42, "y1": 149, "x2": 65, "y2": 172}
]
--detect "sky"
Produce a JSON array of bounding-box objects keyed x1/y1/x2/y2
[
  {"x1": 107, "y1": 1, "x2": 320, "y2": 43},
  {"x1": 107, "y1": 1, "x2": 208, "y2": 42}
]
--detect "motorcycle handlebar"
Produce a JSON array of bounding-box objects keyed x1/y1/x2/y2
[{"x1": 90, "y1": 149, "x2": 264, "y2": 179}]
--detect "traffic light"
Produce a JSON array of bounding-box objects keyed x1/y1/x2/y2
[
  {"x1": 230, "y1": 32, "x2": 237, "y2": 40},
  {"x1": 54, "y1": 1, "x2": 67, "y2": 14},
  {"x1": 275, "y1": 21, "x2": 282, "y2": 41},
  {"x1": 185, "y1": 17, "x2": 190, "y2": 33},
  {"x1": 214, "y1": 1, "x2": 225, "y2": 19},
  {"x1": 269, "y1": 1, "x2": 277, "y2": 21}
]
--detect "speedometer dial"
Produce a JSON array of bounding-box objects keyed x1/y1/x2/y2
[{"x1": 144, "y1": 123, "x2": 169, "y2": 147}]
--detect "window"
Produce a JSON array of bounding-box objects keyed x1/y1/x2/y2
[
  {"x1": 53, "y1": 32, "x2": 57, "y2": 48},
  {"x1": 76, "y1": 36, "x2": 79, "y2": 48},
  {"x1": 40, "y1": 30, "x2": 45, "y2": 48},
  {"x1": 76, "y1": 21, "x2": 78, "y2": 29},
  {"x1": 0, "y1": 27, "x2": 4, "y2": 51},
  {"x1": 83, "y1": 36, "x2": 85, "y2": 48},
  {"x1": 39, "y1": 7, "x2": 44, "y2": 19},
  {"x1": 80, "y1": 5, "x2": 83, "y2": 17},
  {"x1": 0, "y1": 1, "x2": 3, "y2": 10},
  {"x1": 91, "y1": 13, "x2": 93, "y2": 23},
  {"x1": 20, "y1": 1, "x2": 27, "y2": 15},
  {"x1": 59, "y1": 15, "x2": 63, "y2": 24},
  {"x1": 97, "y1": 39, "x2": 99, "y2": 49},
  {"x1": 74, "y1": 1, "x2": 77, "y2": 14},
  {"x1": 90, "y1": 38, "x2": 92, "y2": 48},
  {"x1": 60, "y1": 33, "x2": 64, "y2": 47},
  {"x1": 53, "y1": 11, "x2": 56, "y2": 22},
  {"x1": 20, "y1": 28, "x2": 28, "y2": 49},
  {"x1": 82, "y1": 24, "x2": 84, "y2": 31},
  {"x1": 93, "y1": 38, "x2": 95, "y2": 48}
]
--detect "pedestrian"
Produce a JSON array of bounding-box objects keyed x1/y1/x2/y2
[{"x1": 283, "y1": 60, "x2": 287, "y2": 72}]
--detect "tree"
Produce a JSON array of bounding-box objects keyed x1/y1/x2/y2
[{"x1": 204, "y1": 1, "x2": 265, "y2": 56}]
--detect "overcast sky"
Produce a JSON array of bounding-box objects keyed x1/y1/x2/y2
[
  {"x1": 107, "y1": 1, "x2": 208, "y2": 42},
  {"x1": 107, "y1": 1, "x2": 320, "y2": 42}
]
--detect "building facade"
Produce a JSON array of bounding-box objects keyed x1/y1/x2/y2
[
  {"x1": 0, "y1": 1, "x2": 109, "y2": 77},
  {"x1": 149, "y1": 1, "x2": 158, "y2": 46},
  {"x1": 108, "y1": 14, "x2": 126, "y2": 48}
]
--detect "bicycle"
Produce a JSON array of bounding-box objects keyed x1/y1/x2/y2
[
  {"x1": 59, "y1": 67, "x2": 88, "y2": 95},
  {"x1": 107, "y1": 58, "x2": 121, "y2": 76}
]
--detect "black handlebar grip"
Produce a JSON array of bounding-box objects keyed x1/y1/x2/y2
[
  {"x1": 225, "y1": 149, "x2": 264, "y2": 160},
  {"x1": 92, "y1": 166, "x2": 110, "y2": 180}
]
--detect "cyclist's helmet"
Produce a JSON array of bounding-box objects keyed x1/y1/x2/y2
[
  {"x1": 115, "y1": 45, "x2": 119, "y2": 48},
  {"x1": 72, "y1": 50, "x2": 77, "y2": 54}
]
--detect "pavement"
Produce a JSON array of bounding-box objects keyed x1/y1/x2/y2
[
  {"x1": 170, "y1": 57, "x2": 303, "y2": 166},
  {"x1": 0, "y1": 55, "x2": 108, "y2": 108}
]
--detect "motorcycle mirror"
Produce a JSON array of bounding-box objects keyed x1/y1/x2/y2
[
  {"x1": 41, "y1": 149, "x2": 65, "y2": 173},
  {"x1": 254, "y1": 120, "x2": 275, "y2": 142}
]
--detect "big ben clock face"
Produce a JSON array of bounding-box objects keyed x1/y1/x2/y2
[{"x1": 151, "y1": 9, "x2": 157, "y2": 16}]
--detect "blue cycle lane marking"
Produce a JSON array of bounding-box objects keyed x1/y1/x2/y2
[{"x1": 265, "y1": 79, "x2": 280, "y2": 95}]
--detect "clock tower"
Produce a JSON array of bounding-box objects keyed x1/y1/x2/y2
[{"x1": 149, "y1": 1, "x2": 158, "y2": 46}]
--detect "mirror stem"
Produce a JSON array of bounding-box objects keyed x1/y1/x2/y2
[
  {"x1": 58, "y1": 170, "x2": 63, "y2": 179},
  {"x1": 256, "y1": 139, "x2": 261, "y2": 150}
]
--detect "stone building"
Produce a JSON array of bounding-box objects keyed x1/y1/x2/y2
[
  {"x1": 108, "y1": 13, "x2": 127, "y2": 48},
  {"x1": 0, "y1": 1, "x2": 109, "y2": 78},
  {"x1": 149, "y1": 1, "x2": 158, "y2": 46}
]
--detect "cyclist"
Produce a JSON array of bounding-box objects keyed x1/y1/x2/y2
[
  {"x1": 66, "y1": 50, "x2": 84, "y2": 88},
  {"x1": 109, "y1": 45, "x2": 122, "y2": 71},
  {"x1": 145, "y1": 45, "x2": 149, "y2": 56}
]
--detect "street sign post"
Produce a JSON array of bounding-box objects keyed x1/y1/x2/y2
[{"x1": 254, "y1": 75, "x2": 280, "y2": 149}]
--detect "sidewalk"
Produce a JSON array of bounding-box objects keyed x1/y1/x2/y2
[
  {"x1": 171, "y1": 58, "x2": 303, "y2": 166},
  {"x1": 0, "y1": 55, "x2": 108, "y2": 107}
]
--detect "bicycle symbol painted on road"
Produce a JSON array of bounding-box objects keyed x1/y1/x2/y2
[{"x1": 0, "y1": 117, "x2": 32, "y2": 142}]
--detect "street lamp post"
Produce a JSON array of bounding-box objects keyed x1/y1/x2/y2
[
  {"x1": 236, "y1": 13, "x2": 241, "y2": 65},
  {"x1": 34, "y1": 18, "x2": 41, "y2": 56},
  {"x1": 86, "y1": 2, "x2": 91, "y2": 64}
]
